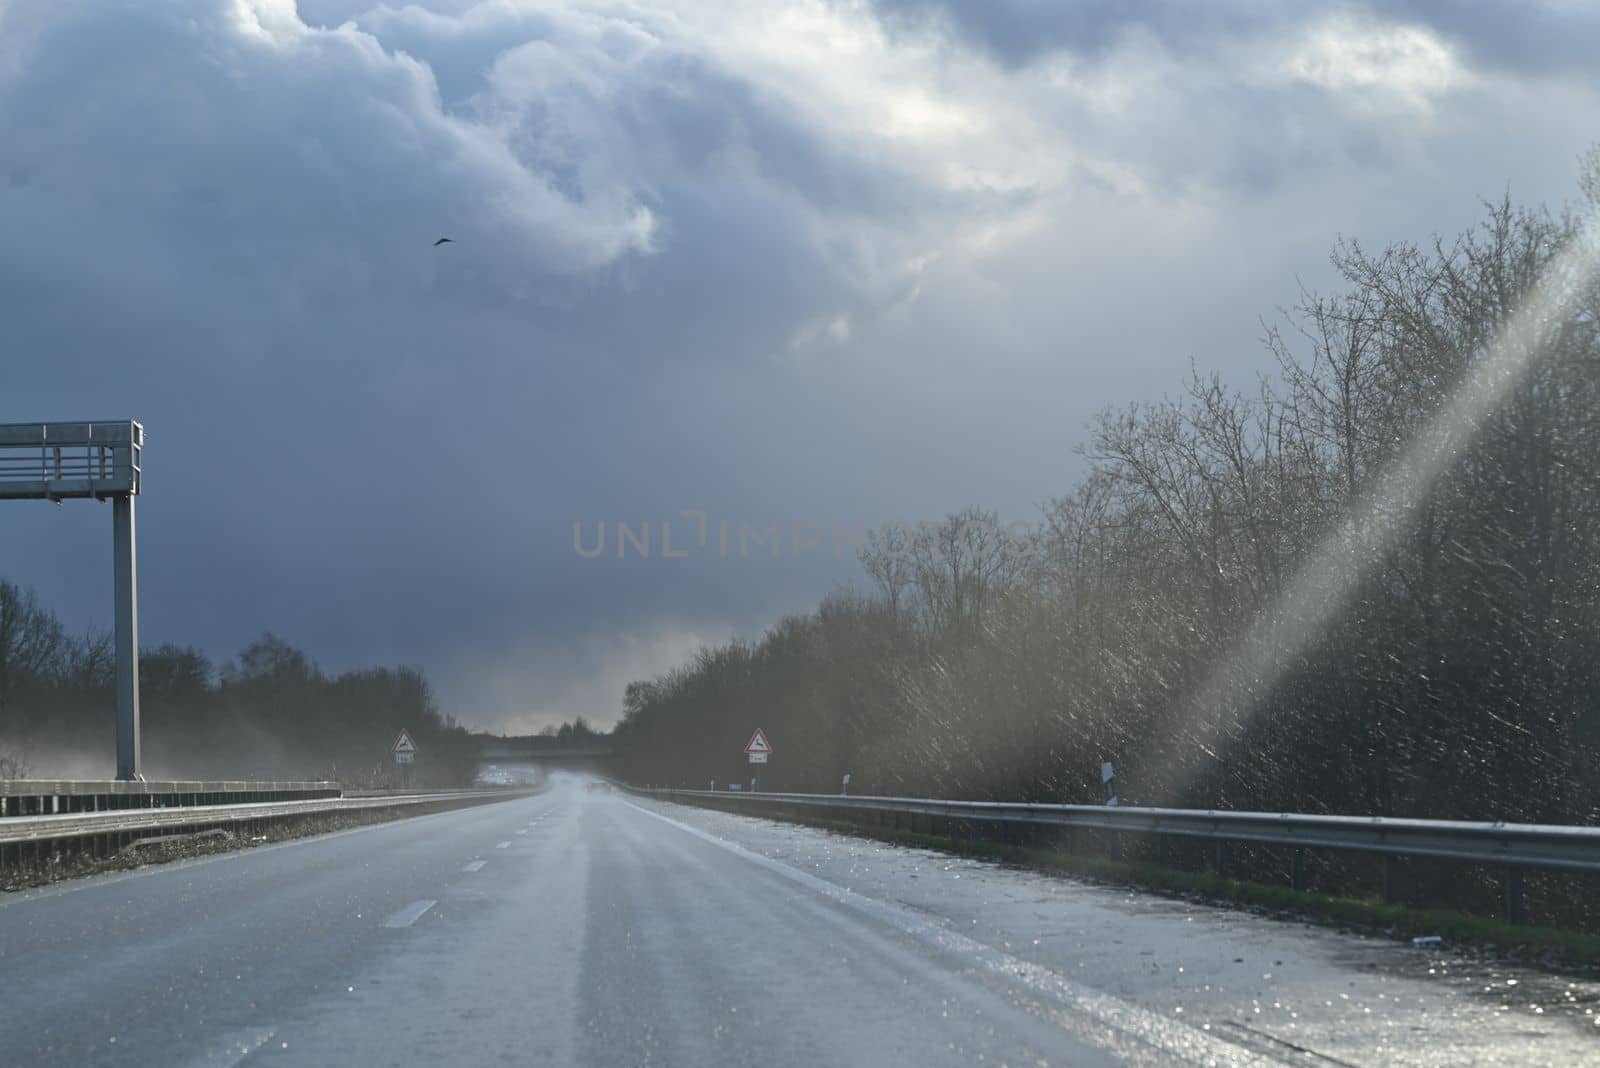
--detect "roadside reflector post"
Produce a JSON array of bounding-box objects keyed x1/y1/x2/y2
[
  {"x1": 1504, "y1": 868, "x2": 1526, "y2": 925},
  {"x1": 1101, "y1": 762, "x2": 1118, "y2": 807},
  {"x1": 1382, "y1": 855, "x2": 1401, "y2": 905},
  {"x1": 1291, "y1": 847, "x2": 1306, "y2": 891}
]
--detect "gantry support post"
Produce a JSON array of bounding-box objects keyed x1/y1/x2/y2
[{"x1": 113, "y1": 494, "x2": 140, "y2": 781}]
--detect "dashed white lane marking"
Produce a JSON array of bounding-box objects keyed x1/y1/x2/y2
[
  {"x1": 180, "y1": 1027, "x2": 277, "y2": 1068},
  {"x1": 462, "y1": 860, "x2": 487, "y2": 873},
  {"x1": 495, "y1": 840, "x2": 512, "y2": 849},
  {"x1": 381, "y1": 899, "x2": 438, "y2": 928},
  {"x1": 624, "y1": 801, "x2": 1272, "y2": 1067},
  {"x1": 515, "y1": 829, "x2": 529, "y2": 835}
]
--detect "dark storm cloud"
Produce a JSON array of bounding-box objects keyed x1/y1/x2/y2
[
  {"x1": 1382, "y1": 1, "x2": 1600, "y2": 80},
  {"x1": 0, "y1": 0, "x2": 957, "y2": 727},
  {"x1": 1, "y1": 0, "x2": 1593, "y2": 729}
]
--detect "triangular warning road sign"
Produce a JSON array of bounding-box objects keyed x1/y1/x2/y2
[
  {"x1": 744, "y1": 728, "x2": 772, "y2": 755},
  {"x1": 392, "y1": 729, "x2": 417, "y2": 753}
]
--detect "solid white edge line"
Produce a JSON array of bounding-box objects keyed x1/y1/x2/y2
[
  {"x1": 622, "y1": 800, "x2": 1277, "y2": 1068},
  {"x1": 178, "y1": 1027, "x2": 278, "y2": 1068}
]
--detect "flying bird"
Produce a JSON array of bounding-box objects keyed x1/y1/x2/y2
[{"x1": 433, "y1": 237, "x2": 453, "y2": 247}]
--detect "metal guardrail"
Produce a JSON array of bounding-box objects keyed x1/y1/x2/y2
[
  {"x1": 0, "y1": 780, "x2": 341, "y2": 817},
  {"x1": 633, "y1": 787, "x2": 1600, "y2": 923},
  {"x1": 1, "y1": 780, "x2": 338, "y2": 796},
  {"x1": 0, "y1": 788, "x2": 536, "y2": 852}
]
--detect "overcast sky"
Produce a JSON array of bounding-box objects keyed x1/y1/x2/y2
[{"x1": 1, "y1": 0, "x2": 1594, "y2": 732}]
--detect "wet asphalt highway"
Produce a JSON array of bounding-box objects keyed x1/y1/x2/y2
[{"x1": 0, "y1": 776, "x2": 1596, "y2": 1066}]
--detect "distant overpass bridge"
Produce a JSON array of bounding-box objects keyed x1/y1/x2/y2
[{"x1": 477, "y1": 738, "x2": 618, "y2": 765}]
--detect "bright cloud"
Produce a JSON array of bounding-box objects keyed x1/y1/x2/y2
[{"x1": 1283, "y1": 15, "x2": 1466, "y2": 113}]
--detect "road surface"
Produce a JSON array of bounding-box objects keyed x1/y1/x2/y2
[{"x1": 0, "y1": 775, "x2": 1595, "y2": 1066}]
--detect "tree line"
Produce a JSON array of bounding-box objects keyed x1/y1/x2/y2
[
  {"x1": 614, "y1": 167, "x2": 1600, "y2": 841},
  {"x1": 0, "y1": 587, "x2": 478, "y2": 785}
]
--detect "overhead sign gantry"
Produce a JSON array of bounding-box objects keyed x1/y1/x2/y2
[{"x1": 0, "y1": 421, "x2": 144, "y2": 780}]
